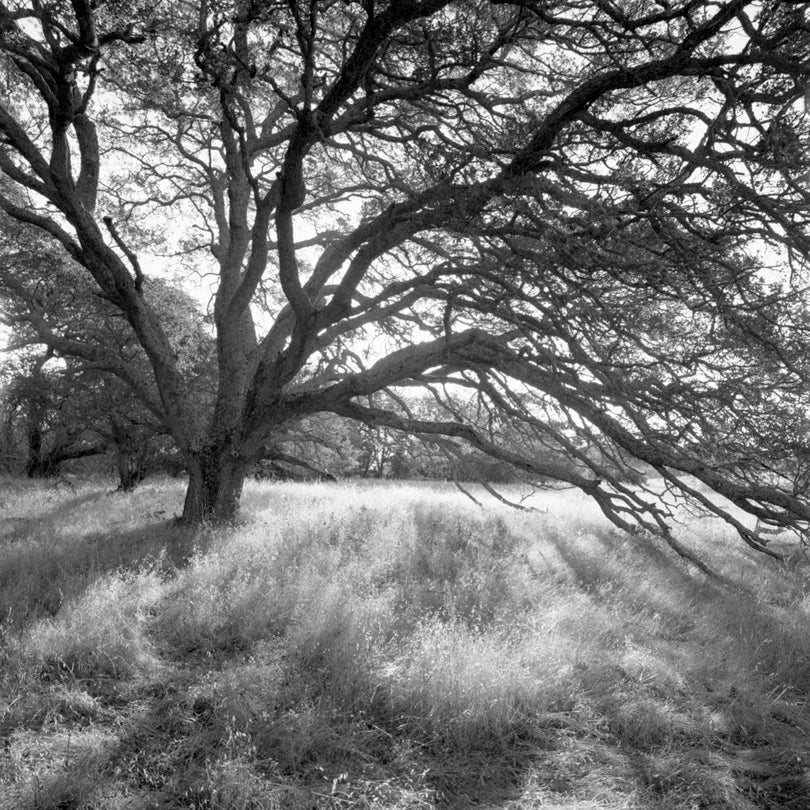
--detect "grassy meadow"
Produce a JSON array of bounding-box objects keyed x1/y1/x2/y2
[{"x1": 1, "y1": 476, "x2": 809, "y2": 809}]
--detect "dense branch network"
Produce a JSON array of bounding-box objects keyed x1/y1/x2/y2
[{"x1": 1, "y1": 0, "x2": 810, "y2": 550}]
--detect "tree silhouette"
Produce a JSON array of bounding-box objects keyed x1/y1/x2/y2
[{"x1": 1, "y1": 0, "x2": 810, "y2": 557}]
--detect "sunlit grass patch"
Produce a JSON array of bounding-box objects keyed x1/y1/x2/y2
[
  {"x1": 196, "y1": 754, "x2": 302, "y2": 810},
  {"x1": 0, "y1": 477, "x2": 195, "y2": 633},
  {"x1": 379, "y1": 617, "x2": 570, "y2": 752},
  {"x1": 2, "y1": 477, "x2": 810, "y2": 808},
  {"x1": 0, "y1": 726, "x2": 119, "y2": 810},
  {"x1": 0, "y1": 474, "x2": 84, "y2": 520},
  {"x1": 21, "y1": 570, "x2": 164, "y2": 682}
]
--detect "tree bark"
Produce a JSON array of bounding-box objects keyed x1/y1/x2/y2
[
  {"x1": 24, "y1": 385, "x2": 50, "y2": 477},
  {"x1": 116, "y1": 439, "x2": 147, "y2": 492},
  {"x1": 25, "y1": 423, "x2": 48, "y2": 477},
  {"x1": 111, "y1": 415, "x2": 148, "y2": 492},
  {"x1": 181, "y1": 448, "x2": 249, "y2": 523}
]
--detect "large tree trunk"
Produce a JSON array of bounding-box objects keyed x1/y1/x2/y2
[{"x1": 181, "y1": 449, "x2": 249, "y2": 524}]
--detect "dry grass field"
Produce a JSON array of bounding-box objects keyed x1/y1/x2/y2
[{"x1": 1, "y1": 476, "x2": 809, "y2": 809}]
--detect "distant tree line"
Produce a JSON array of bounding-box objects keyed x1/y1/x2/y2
[
  {"x1": 3, "y1": 290, "x2": 644, "y2": 489},
  {"x1": 2, "y1": 339, "x2": 617, "y2": 487}
]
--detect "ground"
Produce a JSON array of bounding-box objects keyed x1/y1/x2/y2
[{"x1": 1, "y1": 476, "x2": 809, "y2": 809}]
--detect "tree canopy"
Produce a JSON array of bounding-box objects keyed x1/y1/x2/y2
[{"x1": 2, "y1": 0, "x2": 810, "y2": 554}]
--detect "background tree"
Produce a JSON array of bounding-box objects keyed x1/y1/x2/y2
[
  {"x1": 0, "y1": 215, "x2": 212, "y2": 486},
  {"x1": 253, "y1": 413, "x2": 350, "y2": 481},
  {"x1": 0, "y1": 348, "x2": 178, "y2": 486},
  {"x1": 1, "y1": 0, "x2": 810, "y2": 556},
  {"x1": 1, "y1": 349, "x2": 106, "y2": 477}
]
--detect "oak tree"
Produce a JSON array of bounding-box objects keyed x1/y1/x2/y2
[{"x1": 2, "y1": 0, "x2": 810, "y2": 558}]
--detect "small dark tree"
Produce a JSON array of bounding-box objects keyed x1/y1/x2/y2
[
  {"x1": 2, "y1": 351, "x2": 106, "y2": 477},
  {"x1": 2, "y1": 348, "x2": 187, "y2": 487},
  {"x1": 109, "y1": 409, "x2": 150, "y2": 491}
]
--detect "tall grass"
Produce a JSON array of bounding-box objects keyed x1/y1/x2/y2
[
  {"x1": 2, "y1": 477, "x2": 809, "y2": 809},
  {"x1": 23, "y1": 570, "x2": 164, "y2": 681},
  {"x1": 0, "y1": 476, "x2": 193, "y2": 631}
]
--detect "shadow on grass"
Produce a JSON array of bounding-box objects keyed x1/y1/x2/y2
[
  {"x1": 543, "y1": 523, "x2": 723, "y2": 615},
  {"x1": 538, "y1": 526, "x2": 810, "y2": 809},
  {"x1": 7, "y1": 645, "x2": 809, "y2": 810},
  {"x1": 622, "y1": 725, "x2": 810, "y2": 810},
  {"x1": 7, "y1": 670, "x2": 808, "y2": 810},
  {"x1": 0, "y1": 517, "x2": 205, "y2": 632},
  {"x1": 4, "y1": 485, "x2": 810, "y2": 809},
  {"x1": 95, "y1": 670, "x2": 552, "y2": 809},
  {"x1": 0, "y1": 489, "x2": 112, "y2": 541}
]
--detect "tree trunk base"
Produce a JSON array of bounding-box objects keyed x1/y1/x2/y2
[{"x1": 180, "y1": 456, "x2": 247, "y2": 524}]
